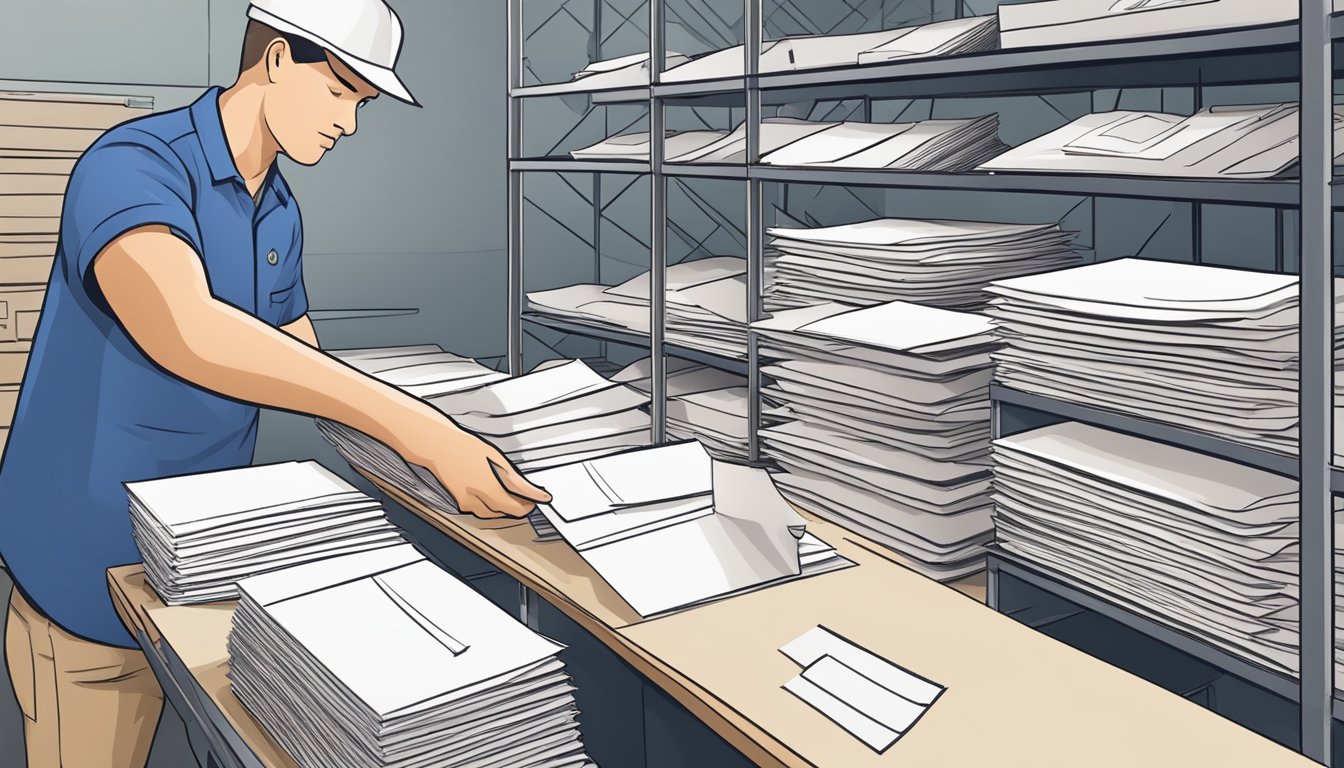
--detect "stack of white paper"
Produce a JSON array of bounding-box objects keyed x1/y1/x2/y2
[
  {"x1": 997, "y1": 0, "x2": 1337, "y2": 50},
  {"x1": 979, "y1": 103, "x2": 1344, "y2": 179},
  {"x1": 573, "y1": 116, "x2": 1008, "y2": 171},
  {"x1": 611, "y1": 356, "x2": 747, "y2": 397},
  {"x1": 329, "y1": 344, "x2": 508, "y2": 398},
  {"x1": 993, "y1": 421, "x2": 1344, "y2": 692},
  {"x1": 986, "y1": 258, "x2": 1344, "y2": 454},
  {"x1": 229, "y1": 544, "x2": 594, "y2": 768},
  {"x1": 666, "y1": 386, "x2": 751, "y2": 460},
  {"x1": 527, "y1": 257, "x2": 748, "y2": 357},
  {"x1": 319, "y1": 359, "x2": 652, "y2": 515},
  {"x1": 661, "y1": 16, "x2": 999, "y2": 83},
  {"x1": 126, "y1": 461, "x2": 404, "y2": 604},
  {"x1": 765, "y1": 217, "x2": 1079, "y2": 311},
  {"x1": 520, "y1": 51, "x2": 689, "y2": 96},
  {"x1": 528, "y1": 442, "x2": 851, "y2": 616},
  {"x1": 753, "y1": 302, "x2": 997, "y2": 580},
  {"x1": 780, "y1": 626, "x2": 945, "y2": 753}
]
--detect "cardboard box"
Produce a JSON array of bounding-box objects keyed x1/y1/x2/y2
[
  {"x1": 0, "y1": 217, "x2": 58, "y2": 236},
  {"x1": 0, "y1": 286, "x2": 45, "y2": 343},
  {"x1": 1, "y1": 174, "x2": 67, "y2": 194},
  {"x1": 0, "y1": 352, "x2": 29, "y2": 385},
  {"x1": 0, "y1": 255, "x2": 55, "y2": 284},
  {"x1": 0, "y1": 195, "x2": 62, "y2": 218},
  {"x1": 0, "y1": 156, "x2": 77, "y2": 175},
  {"x1": 0, "y1": 125, "x2": 105, "y2": 155},
  {"x1": 0, "y1": 385, "x2": 17, "y2": 428}
]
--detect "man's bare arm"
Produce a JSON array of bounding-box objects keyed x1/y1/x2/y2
[
  {"x1": 93, "y1": 225, "x2": 548, "y2": 518},
  {"x1": 281, "y1": 313, "x2": 319, "y2": 347}
]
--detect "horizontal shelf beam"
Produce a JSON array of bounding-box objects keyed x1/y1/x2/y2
[
  {"x1": 991, "y1": 384, "x2": 1300, "y2": 477},
  {"x1": 522, "y1": 313, "x2": 749, "y2": 375},
  {"x1": 510, "y1": 159, "x2": 650, "y2": 175},
  {"x1": 664, "y1": 164, "x2": 749, "y2": 180},
  {"x1": 989, "y1": 549, "x2": 1305, "y2": 705},
  {"x1": 509, "y1": 85, "x2": 650, "y2": 104}
]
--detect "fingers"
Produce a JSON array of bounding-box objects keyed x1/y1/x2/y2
[
  {"x1": 459, "y1": 482, "x2": 535, "y2": 519},
  {"x1": 490, "y1": 457, "x2": 552, "y2": 504},
  {"x1": 458, "y1": 492, "x2": 506, "y2": 519}
]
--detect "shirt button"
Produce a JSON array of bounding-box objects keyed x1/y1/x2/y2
[{"x1": 266, "y1": 249, "x2": 279, "y2": 265}]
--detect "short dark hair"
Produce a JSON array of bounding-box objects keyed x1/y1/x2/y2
[{"x1": 238, "y1": 20, "x2": 327, "y2": 76}]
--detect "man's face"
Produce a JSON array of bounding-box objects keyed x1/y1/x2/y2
[{"x1": 267, "y1": 44, "x2": 379, "y2": 166}]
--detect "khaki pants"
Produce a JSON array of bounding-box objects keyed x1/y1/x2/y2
[{"x1": 5, "y1": 588, "x2": 164, "y2": 768}]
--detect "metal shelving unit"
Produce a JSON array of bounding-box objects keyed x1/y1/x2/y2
[{"x1": 507, "y1": 1, "x2": 1338, "y2": 762}]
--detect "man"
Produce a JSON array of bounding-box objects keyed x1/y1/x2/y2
[{"x1": 0, "y1": 1, "x2": 549, "y2": 765}]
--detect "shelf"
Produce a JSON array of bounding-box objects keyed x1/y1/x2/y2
[
  {"x1": 510, "y1": 159, "x2": 650, "y2": 175},
  {"x1": 987, "y1": 547, "x2": 1305, "y2": 705},
  {"x1": 1332, "y1": 466, "x2": 1344, "y2": 494},
  {"x1": 991, "y1": 384, "x2": 1299, "y2": 478},
  {"x1": 641, "y1": 17, "x2": 1344, "y2": 104},
  {"x1": 511, "y1": 84, "x2": 650, "y2": 104},
  {"x1": 522, "y1": 313, "x2": 750, "y2": 375},
  {"x1": 751, "y1": 167, "x2": 1316, "y2": 206},
  {"x1": 664, "y1": 163, "x2": 749, "y2": 180}
]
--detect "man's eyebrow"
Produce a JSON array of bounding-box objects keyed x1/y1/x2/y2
[{"x1": 330, "y1": 66, "x2": 361, "y2": 94}]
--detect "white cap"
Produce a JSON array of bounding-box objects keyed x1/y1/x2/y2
[{"x1": 247, "y1": 0, "x2": 418, "y2": 106}]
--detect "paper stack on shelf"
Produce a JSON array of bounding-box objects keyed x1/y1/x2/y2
[
  {"x1": 979, "y1": 102, "x2": 1344, "y2": 179},
  {"x1": 229, "y1": 544, "x2": 594, "y2": 768},
  {"x1": 329, "y1": 344, "x2": 508, "y2": 397},
  {"x1": 764, "y1": 217, "x2": 1079, "y2": 311},
  {"x1": 611, "y1": 356, "x2": 746, "y2": 396},
  {"x1": 569, "y1": 128, "x2": 727, "y2": 161},
  {"x1": 997, "y1": 0, "x2": 1331, "y2": 50},
  {"x1": 125, "y1": 461, "x2": 404, "y2": 604},
  {"x1": 574, "y1": 115, "x2": 1008, "y2": 171},
  {"x1": 993, "y1": 421, "x2": 1344, "y2": 692},
  {"x1": 520, "y1": 51, "x2": 689, "y2": 95},
  {"x1": 610, "y1": 357, "x2": 751, "y2": 460},
  {"x1": 753, "y1": 301, "x2": 997, "y2": 581},
  {"x1": 319, "y1": 359, "x2": 651, "y2": 514},
  {"x1": 526, "y1": 257, "x2": 748, "y2": 357},
  {"x1": 986, "y1": 258, "x2": 1344, "y2": 455},
  {"x1": 527, "y1": 441, "x2": 851, "y2": 616},
  {"x1": 661, "y1": 16, "x2": 999, "y2": 83},
  {"x1": 1, "y1": 91, "x2": 151, "y2": 430}
]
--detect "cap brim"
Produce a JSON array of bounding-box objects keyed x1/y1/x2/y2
[{"x1": 247, "y1": 6, "x2": 421, "y2": 107}]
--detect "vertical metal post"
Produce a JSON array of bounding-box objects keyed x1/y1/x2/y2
[
  {"x1": 746, "y1": 0, "x2": 764, "y2": 464},
  {"x1": 519, "y1": 582, "x2": 540, "y2": 631},
  {"x1": 650, "y1": 0, "x2": 667, "y2": 444},
  {"x1": 506, "y1": 0, "x2": 524, "y2": 376},
  {"x1": 1298, "y1": 0, "x2": 1334, "y2": 762}
]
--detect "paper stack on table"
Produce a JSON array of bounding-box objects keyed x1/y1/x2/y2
[
  {"x1": 753, "y1": 302, "x2": 997, "y2": 581},
  {"x1": 520, "y1": 51, "x2": 689, "y2": 95},
  {"x1": 764, "y1": 217, "x2": 1079, "y2": 311},
  {"x1": 319, "y1": 358, "x2": 652, "y2": 514},
  {"x1": 997, "y1": 0, "x2": 1333, "y2": 50},
  {"x1": 979, "y1": 103, "x2": 1344, "y2": 179},
  {"x1": 993, "y1": 421, "x2": 1344, "y2": 692},
  {"x1": 527, "y1": 441, "x2": 851, "y2": 616},
  {"x1": 661, "y1": 16, "x2": 999, "y2": 83},
  {"x1": 574, "y1": 116, "x2": 1008, "y2": 171},
  {"x1": 229, "y1": 544, "x2": 595, "y2": 768},
  {"x1": 986, "y1": 258, "x2": 1344, "y2": 455},
  {"x1": 780, "y1": 626, "x2": 945, "y2": 753},
  {"x1": 0, "y1": 91, "x2": 152, "y2": 434},
  {"x1": 527, "y1": 257, "x2": 748, "y2": 357},
  {"x1": 126, "y1": 461, "x2": 404, "y2": 604}
]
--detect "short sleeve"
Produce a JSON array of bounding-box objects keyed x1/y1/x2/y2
[
  {"x1": 62, "y1": 133, "x2": 202, "y2": 283},
  {"x1": 274, "y1": 211, "x2": 308, "y2": 326}
]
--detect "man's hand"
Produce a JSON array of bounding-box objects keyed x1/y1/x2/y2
[{"x1": 394, "y1": 410, "x2": 552, "y2": 519}]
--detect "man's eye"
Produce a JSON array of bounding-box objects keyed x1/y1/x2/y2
[{"x1": 329, "y1": 88, "x2": 342, "y2": 97}]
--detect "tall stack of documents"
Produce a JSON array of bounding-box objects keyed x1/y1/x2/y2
[
  {"x1": 997, "y1": 0, "x2": 1333, "y2": 50},
  {"x1": 126, "y1": 461, "x2": 404, "y2": 604},
  {"x1": 661, "y1": 16, "x2": 999, "y2": 83},
  {"x1": 575, "y1": 116, "x2": 1008, "y2": 172},
  {"x1": 612, "y1": 358, "x2": 750, "y2": 459},
  {"x1": 993, "y1": 421, "x2": 1344, "y2": 691},
  {"x1": 0, "y1": 91, "x2": 151, "y2": 435},
  {"x1": 986, "y1": 258, "x2": 1344, "y2": 454},
  {"x1": 229, "y1": 544, "x2": 594, "y2": 768},
  {"x1": 319, "y1": 358, "x2": 651, "y2": 514},
  {"x1": 753, "y1": 302, "x2": 997, "y2": 580},
  {"x1": 527, "y1": 257, "x2": 748, "y2": 357},
  {"x1": 764, "y1": 217, "x2": 1079, "y2": 311},
  {"x1": 979, "y1": 103, "x2": 1344, "y2": 179},
  {"x1": 329, "y1": 344, "x2": 509, "y2": 397},
  {"x1": 528, "y1": 441, "x2": 851, "y2": 616}
]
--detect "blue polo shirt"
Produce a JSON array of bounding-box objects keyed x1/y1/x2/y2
[{"x1": 0, "y1": 86, "x2": 308, "y2": 647}]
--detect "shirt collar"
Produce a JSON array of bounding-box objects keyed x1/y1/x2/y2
[{"x1": 189, "y1": 86, "x2": 291, "y2": 208}]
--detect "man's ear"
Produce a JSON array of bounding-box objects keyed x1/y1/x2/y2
[{"x1": 264, "y1": 38, "x2": 289, "y2": 85}]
